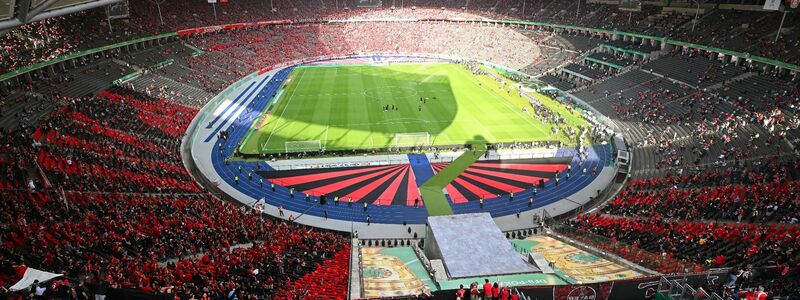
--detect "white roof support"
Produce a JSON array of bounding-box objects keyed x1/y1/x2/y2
[{"x1": 0, "y1": 0, "x2": 122, "y2": 31}]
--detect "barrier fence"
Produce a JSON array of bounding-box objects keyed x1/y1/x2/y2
[{"x1": 352, "y1": 270, "x2": 728, "y2": 300}]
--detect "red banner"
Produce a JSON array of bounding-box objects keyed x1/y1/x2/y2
[
  {"x1": 177, "y1": 20, "x2": 292, "y2": 36},
  {"x1": 258, "y1": 66, "x2": 274, "y2": 75}
]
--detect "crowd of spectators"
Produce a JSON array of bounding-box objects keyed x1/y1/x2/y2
[
  {"x1": 181, "y1": 21, "x2": 540, "y2": 76},
  {"x1": 1, "y1": 2, "x2": 799, "y2": 300},
  {"x1": 558, "y1": 47, "x2": 798, "y2": 298},
  {"x1": 517, "y1": 30, "x2": 581, "y2": 76},
  {"x1": 108, "y1": 19, "x2": 554, "y2": 106},
  {"x1": 2, "y1": 0, "x2": 798, "y2": 76},
  {"x1": 571, "y1": 213, "x2": 799, "y2": 295},
  {"x1": 0, "y1": 87, "x2": 350, "y2": 299},
  {"x1": 0, "y1": 11, "x2": 113, "y2": 74},
  {"x1": 604, "y1": 157, "x2": 800, "y2": 223},
  {"x1": 535, "y1": 9, "x2": 800, "y2": 300},
  {"x1": 575, "y1": 46, "x2": 799, "y2": 173}
]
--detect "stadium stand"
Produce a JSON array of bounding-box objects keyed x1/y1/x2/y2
[
  {"x1": 558, "y1": 33, "x2": 604, "y2": 53},
  {"x1": 0, "y1": 0, "x2": 798, "y2": 299},
  {"x1": 0, "y1": 86, "x2": 349, "y2": 299}
]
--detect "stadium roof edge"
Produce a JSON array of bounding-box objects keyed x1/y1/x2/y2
[{"x1": 0, "y1": 0, "x2": 123, "y2": 32}]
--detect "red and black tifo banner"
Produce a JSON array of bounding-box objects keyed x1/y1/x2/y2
[
  {"x1": 431, "y1": 158, "x2": 570, "y2": 203},
  {"x1": 258, "y1": 164, "x2": 421, "y2": 206}
]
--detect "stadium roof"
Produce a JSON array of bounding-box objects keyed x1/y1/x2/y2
[{"x1": 0, "y1": 0, "x2": 122, "y2": 31}]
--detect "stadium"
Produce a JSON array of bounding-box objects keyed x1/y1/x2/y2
[{"x1": 0, "y1": 0, "x2": 798, "y2": 299}]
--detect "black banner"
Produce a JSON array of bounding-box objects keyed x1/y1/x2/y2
[
  {"x1": 607, "y1": 276, "x2": 661, "y2": 300},
  {"x1": 517, "y1": 286, "x2": 555, "y2": 300},
  {"x1": 605, "y1": 272, "x2": 726, "y2": 300},
  {"x1": 434, "y1": 271, "x2": 729, "y2": 300}
]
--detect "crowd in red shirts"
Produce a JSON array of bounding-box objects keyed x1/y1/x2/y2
[
  {"x1": 29, "y1": 88, "x2": 200, "y2": 194},
  {"x1": 567, "y1": 155, "x2": 800, "y2": 274},
  {"x1": 274, "y1": 245, "x2": 351, "y2": 300},
  {"x1": 0, "y1": 2, "x2": 799, "y2": 300},
  {"x1": 571, "y1": 212, "x2": 800, "y2": 297},
  {"x1": 0, "y1": 87, "x2": 349, "y2": 299},
  {"x1": 2, "y1": 0, "x2": 798, "y2": 76},
  {"x1": 564, "y1": 142, "x2": 800, "y2": 297},
  {"x1": 0, "y1": 9, "x2": 136, "y2": 74},
  {"x1": 575, "y1": 212, "x2": 800, "y2": 269},
  {"x1": 604, "y1": 157, "x2": 800, "y2": 223}
]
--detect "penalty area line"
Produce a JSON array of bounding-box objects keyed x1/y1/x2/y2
[
  {"x1": 323, "y1": 125, "x2": 330, "y2": 149},
  {"x1": 262, "y1": 69, "x2": 307, "y2": 152}
]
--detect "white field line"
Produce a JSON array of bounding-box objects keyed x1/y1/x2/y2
[
  {"x1": 262, "y1": 70, "x2": 308, "y2": 151},
  {"x1": 323, "y1": 125, "x2": 330, "y2": 148}
]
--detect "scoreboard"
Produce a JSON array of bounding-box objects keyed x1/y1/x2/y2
[
  {"x1": 355, "y1": 0, "x2": 382, "y2": 7},
  {"x1": 619, "y1": 0, "x2": 642, "y2": 12}
]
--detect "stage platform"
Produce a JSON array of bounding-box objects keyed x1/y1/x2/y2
[{"x1": 425, "y1": 213, "x2": 538, "y2": 278}]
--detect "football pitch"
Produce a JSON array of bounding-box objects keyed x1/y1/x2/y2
[{"x1": 238, "y1": 62, "x2": 584, "y2": 155}]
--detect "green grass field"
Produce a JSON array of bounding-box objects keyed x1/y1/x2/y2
[{"x1": 239, "y1": 63, "x2": 584, "y2": 155}]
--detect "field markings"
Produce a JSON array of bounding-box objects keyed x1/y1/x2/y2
[
  {"x1": 455, "y1": 66, "x2": 549, "y2": 138},
  {"x1": 257, "y1": 63, "x2": 558, "y2": 152},
  {"x1": 419, "y1": 70, "x2": 444, "y2": 84},
  {"x1": 323, "y1": 125, "x2": 330, "y2": 148},
  {"x1": 262, "y1": 69, "x2": 308, "y2": 152}
]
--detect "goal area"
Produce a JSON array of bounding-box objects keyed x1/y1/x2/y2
[
  {"x1": 285, "y1": 140, "x2": 322, "y2": 153},
  {"x1": 394, "y1": 132, "x2": 431, "y2": 148}
]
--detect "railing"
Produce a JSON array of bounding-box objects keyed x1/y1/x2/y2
[
  {"x1": 358, "y1": 238, "x2": 421, "y2": 248},
  {"x1": 263, "y1": 146, "x2": 568, "y2": 171},
  {"x1": 112, "y1": 59, "x2": 175, "y2": 85},
  {"x1": 600, "y1": 43, "x2": 650, "y2": 57},
  {"x1": 348, "y1": 237, "x2": 361, "y2": 300},
  {"x1": 0, "y1": 32, "x2": 177, "y2": 82},
  {"x1": 410, "y1": 242, "x2": 437, "y2": 284},
  {"x1": 656, "y1": 276, "x2": 725, "y2": 300}
]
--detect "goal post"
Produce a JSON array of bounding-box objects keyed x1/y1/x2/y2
[
  {"x1": 285, "y1": 140, "x2": 322, "y2": 153},
  {"x1": 394, "y1": 132, "x2": 431, "y2": 148}
]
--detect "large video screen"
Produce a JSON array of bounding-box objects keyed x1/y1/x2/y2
[
  {"x1": 619, "y1": 0, "x2": 642, "y2": 12},
  {"x1": 355, "y1": 0, "x2": 381, "y2": 8}
]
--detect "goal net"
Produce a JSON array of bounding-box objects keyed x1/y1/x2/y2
[
  {"x1": 285, "y1": 140, "x2": 322, "y2": 153},
  {"x1": 394, "y1": 132, "x2": 431, "y2": 148}
]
